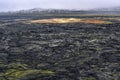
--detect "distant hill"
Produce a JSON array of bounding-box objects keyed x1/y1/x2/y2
[
  {"x1": 1, "y1": 7, "x2": 120, "y2": 16},
  {"x1": 91, "y1": 7, "x2": 120, "y2": 11},
  {"x1": 0, "y1": 8, "x2": 84, "y2": 15},
  {"x1": 14, "y1": 8, "x2": 75, "y2": 14}
]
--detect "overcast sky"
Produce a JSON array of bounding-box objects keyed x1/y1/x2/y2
[{"x1": 0, "y1": 0, "x2": 120, "y2": 12}]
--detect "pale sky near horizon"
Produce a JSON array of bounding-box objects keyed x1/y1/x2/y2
[{"x1": 0, "y1": 0, "x2": 120, "y2": 12}]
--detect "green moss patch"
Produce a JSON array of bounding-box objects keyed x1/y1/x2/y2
[
  {"x1": 0, "y1": 63, "x2": 55, "y2": 80},
  {"x1": 83, "y1": 76, "x2": 96, "y2": 80},
  {"x1": 0, "y1": 69, "x2": 55, "y2": 80}
]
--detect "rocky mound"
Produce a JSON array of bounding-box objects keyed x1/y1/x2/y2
[{"x1": 0, "y1": 20, "x2": 119, "y2": 80}]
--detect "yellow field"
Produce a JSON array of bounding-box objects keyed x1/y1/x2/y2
[{"x1": 29, "y1": 18, "x2": 111, "y2": 24}]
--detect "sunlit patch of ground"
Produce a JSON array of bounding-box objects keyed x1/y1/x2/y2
[{"x1": 28, "y1": 18, "x2": 112, "y2": 24}]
